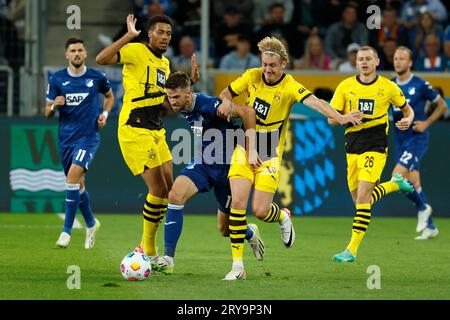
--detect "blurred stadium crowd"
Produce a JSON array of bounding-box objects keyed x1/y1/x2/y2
[{"x1": 94, "y1": 0, "x2": 450, "y2": 73}]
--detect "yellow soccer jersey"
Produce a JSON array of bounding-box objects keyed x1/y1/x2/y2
[
  {"x1": 118, "y1": 42, "x2": 170, "y2": 129},
  {"x1": 330, "y1": 75, "x2": 406, "y2": 154},
  {"x1": 229, "y1": 68, "x2": 312, "y2": 160}
]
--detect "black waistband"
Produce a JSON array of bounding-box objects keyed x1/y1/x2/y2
[
  {"x1": 345, "y1": 123, "x2": 387, "y2": 154},
  {"x1": 126, "y1": 105, "x2": 165, "y2": 130}
]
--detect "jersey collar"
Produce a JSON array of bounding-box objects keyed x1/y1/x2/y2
[
  {"x1": 356, "y1": 75, "x2": 378, "y2": 86},
  {"x1": 67, "y1": 66, "x2": 87, "y2": 77},
  {"x1": 147, "y1": 45, "x2": 163, "y2": 59},
  {"x1": 263, "y1": 73, "x2": 286, "y2": 86},
  {"x1": 395, "y1": 74, "x2": 414, "y2": 86}
]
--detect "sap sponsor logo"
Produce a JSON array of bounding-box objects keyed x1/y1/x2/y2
[{"x1": 66, "y1": 93, "x2": 89, "y2": 106}]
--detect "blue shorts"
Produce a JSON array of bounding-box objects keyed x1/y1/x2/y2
[
  {"x1": 180, "y1": 163, "x2": 231, "y2": 214},
  {"x1": 394, "y1": 138, "x2": 428, "y2": 171},
  {"x1": 59, "y1": 144, "x2": 99, "y2": 175}
]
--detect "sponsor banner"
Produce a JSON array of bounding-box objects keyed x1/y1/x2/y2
[
  {"x1": 9, "y1": 124, "x2": 65, "y2": 213},
  {"x1": 2, "y1": 117, "x2": 449, "y2": 216},
  {"x1": 274, "y1": 118, "x2": 335, "y2": 215}
]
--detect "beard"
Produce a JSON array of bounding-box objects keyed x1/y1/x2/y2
[
  {"x1": 155, "y1": 45, "x2": 167, "y2": 55},
  {"x1": 71, "y1": 60, "x2": 83, "y2": 68},
  {"x1": 396, "y1": 68, "x2": 407, "y2": 76}
]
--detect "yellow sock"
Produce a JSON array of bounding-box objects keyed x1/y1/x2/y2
[
  {"x1": 347, "y1": 203, "x2": 371, "y2": 256},
  {"x1": 229, "y1": 208, "x2": 246, "y2": 264},
  {"x1": 263, "y1": 203, "x2": 282, "y2": 223},
  {"x1": 371, "y1": 182, "x2": 400, "y2": 205},
  {"x1": 142, "y1": 193, "x2": 166, "y2": 256}
]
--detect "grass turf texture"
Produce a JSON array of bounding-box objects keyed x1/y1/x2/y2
[{"x1": 1, "y1": 213, "x2": 449, "y2": 300}]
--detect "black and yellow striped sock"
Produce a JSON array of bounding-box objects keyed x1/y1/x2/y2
[
  {"x1": 229, "y1": 208, "x2": 247, "y2": 265},
  {"x1": 140, "y1": 197, "x2": 169, "y2": 248},
  {"x1": 263, "y1": 203, "x2": 284, "y2": 223},
  {"x1": 159, "y1": 198, "x2": 169, "y2": 227},
  {"x1": 347, "y1": 203, "x2": 371, "y2": 256},
  {"x1": 142, "y1": 193, "x2": 167, "y2": 256},
  {"x1": 371, "y1": 182, "x2": 400, "y2": 205}
]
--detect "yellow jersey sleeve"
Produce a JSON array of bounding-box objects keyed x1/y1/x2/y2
[
  {"x1": 291, "y1": 80, "x2": 312, "y2": 104},
  {"x1": 389, "y1": 81, "x2": 407, "y2": 108},
  {"x1": 330, "y1": 81, "x2": 346, "y2": 112},
  {"x1": 228, "y1": 68, "x2": 257, "y2": 96},
  {"x1": 118, "y1": 43, "x2": 139, "y2": 65}
]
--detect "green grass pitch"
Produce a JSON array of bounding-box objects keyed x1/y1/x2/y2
[{"x1": 1, "y1": 213, "x2": 449, "y2": 300}]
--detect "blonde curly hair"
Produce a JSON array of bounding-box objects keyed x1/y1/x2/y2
[{"x1": 258, "y1": 36, "x2": 289, "y2": 63}]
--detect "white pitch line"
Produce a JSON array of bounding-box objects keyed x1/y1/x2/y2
[
  {"x1": 0, "y1": 224, "x2": 60, "y2": 229},
  {"x1": 57, "y1": 213, "x2": 83, "y2": 229}
]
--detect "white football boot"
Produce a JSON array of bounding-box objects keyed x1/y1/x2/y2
[
  {"x1": 155, "y1": 255, "x2": 174, "y2": 274},
  {"x1": 222, "y1": 268, "x2": 247, "y2": 281},
  {"x1": 85, "y1": 218, "x2": 101, "y2": 249},
  {"x1": 416, "y1": 204, "x2": 432, "y2": 233},
  {"x1": 279, "y1": 208, "x2": 295, "y2": 248},
  {"x1": 247, "y1": 223, "x2": 265, "y2": 261},
  {"x1": 415, "y1": 227, "x2": 439, "y2": 240},
  {"x1": 56, "y1": 232, "x2": 71, "y2": 248}
]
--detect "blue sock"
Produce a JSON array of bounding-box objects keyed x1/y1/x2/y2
[
  {"x1": 406, "y1": 186, "x2": 427, "y2": 211},
  {"x1": 245, "y1": 226, "x2": 254, "y2": 240},
  {"x1": 63, "y1": 183, "x2": 80, "y2": 234},
  {"x1": 79, "y1": 188, "x2": 95, "y2": 228},
  {"x1": 427, "y1": 216, "x2": 436, "y2": 229},
  {"x1": 417, "y1": 188, "x2": 428, "y2": 205},
  {"x1": 164, "y1": 203, "x2": 184, "y2": 258}
]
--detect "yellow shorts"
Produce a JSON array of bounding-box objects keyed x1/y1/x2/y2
[
  {"x1": 118, "y1": 125, "x2": 172, "y2": 176},
  {"x1": 228, "y1": 145, "x2": 280, "y2": 193},
  {"x1": 346, "y1": 151, "x2": 387, "y2": 192}
]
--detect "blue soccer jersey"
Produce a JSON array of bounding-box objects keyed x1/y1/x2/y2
[
  {"x1": 181, "y1": 93, "x2": 238, "y2": 165},
  {"x1": 179, "y1": 93, "x2": 239, "y2": 213},
  {"x1": 392, "y1": 74, "x2": 440, "y2": 170},
  {"x1": 392, "y1": 74, "x2": 439, "y2": 142},
  {"x1": 47, "y1": 67, "x2": 111, "y2": 147}
]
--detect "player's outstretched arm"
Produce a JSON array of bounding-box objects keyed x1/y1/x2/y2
[
  {"x1": 396, "y1": 103, "x2": 415, "y2": 131},
  {"x1": 328, "y1": 110, "x2": 364, "y2": 126},
  {"x1": 44, "y1": 96, "x2": 65, "y2": 118},
  {"x1": 413, "y1": 97, "x2": 448, "y2": 133},
  {"x1": 96, "y1": 14, "x2": 141, "y2": 65},
  {"x1": 328, "y1": 117, "x2": 341, "y2": 126},
  {"x1": 303, "y1": 95, "x2": 363, "y2": 126},
  {"x1": 97, "y1": 89, "x2": 115, "y2": 129}
]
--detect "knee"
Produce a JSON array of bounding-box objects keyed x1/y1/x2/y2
[
  {"x1": 356, "y1": 193, "x2": 372, "y2": 204},
  {"x1": 252, "y1": 205, "x2": 270, "y2": 220},
  {"x1": 231, "y1": 196, "x2": 247, "y2": 210},
  {"x1": 168, "y1": 189, "x2": 186, "y2": 205},
  {"x1": 149, "y1": 182, "x2": 168, "y2": 198}
]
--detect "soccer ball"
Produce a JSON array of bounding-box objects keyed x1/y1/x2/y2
[{"x1": 120, "y1": 252, "x2": 152, "y2": 281}]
